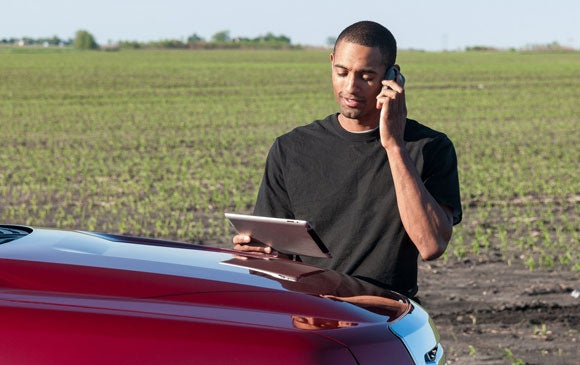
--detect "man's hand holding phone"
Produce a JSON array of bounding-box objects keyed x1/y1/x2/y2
[{"x1": 376, "y1": 65, "x2": 407, "y2": 151}]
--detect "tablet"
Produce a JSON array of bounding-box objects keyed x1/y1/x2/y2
[{"x1": 225, "y1": 213, "x2": 331, "y2": 258}]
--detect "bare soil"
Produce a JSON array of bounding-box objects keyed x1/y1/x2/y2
[{"x1": 418, "y1": 258, "x2": 579, "y2": 364}]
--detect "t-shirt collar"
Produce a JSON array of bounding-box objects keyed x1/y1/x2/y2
[{"x1": 330, "y1": 113, "x2": 380, "y2": 142}]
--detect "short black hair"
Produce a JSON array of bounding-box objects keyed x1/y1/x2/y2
[{"x1": 334, "y1": 21, "x2": 397, "y2": 66}]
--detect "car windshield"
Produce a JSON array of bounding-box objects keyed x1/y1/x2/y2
[{"x1": 0, "y1": 225, "x2": 32, "y2": 244}]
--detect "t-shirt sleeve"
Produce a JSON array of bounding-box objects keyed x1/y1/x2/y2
[
  {"x1": 422, "y1": 135, "x2": 463, "y2": 225},
  {"x1": 253, "y1": 139, "x2": 294, "y2": 219}
]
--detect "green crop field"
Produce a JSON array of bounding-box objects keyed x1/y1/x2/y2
[{"x1": 1, "y1": 48, "x2": 578, "y2": 271}]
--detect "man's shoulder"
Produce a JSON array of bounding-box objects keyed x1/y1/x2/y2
[
  {"x1": 278, "y1": 114, "x2": 337, "y2": 142},
  {"x1": 405, "y1": 119, "x2": 451, "y2": 144}
]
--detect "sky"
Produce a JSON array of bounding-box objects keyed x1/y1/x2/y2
[{"x1": 2, "y1": 0, "x2": 578, "y2": 51}]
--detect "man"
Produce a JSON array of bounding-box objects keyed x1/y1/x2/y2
[{"x1": 234, "y1": 21, "x2": 462, "y2": 298}]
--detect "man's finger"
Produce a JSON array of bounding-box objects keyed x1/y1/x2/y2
[{"x1": 232, "y1": 234, "x2": 251, "y2": 245}]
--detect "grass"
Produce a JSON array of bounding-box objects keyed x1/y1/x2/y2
[{"x1": 1, "y1": 48, "x2": 578, "y2": 271}]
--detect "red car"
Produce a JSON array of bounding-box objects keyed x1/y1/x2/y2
[{"x1": 0, "y1": 225, "x2": 445, "y2": 364}]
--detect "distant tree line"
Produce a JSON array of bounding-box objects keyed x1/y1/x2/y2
[
  {"x1": 0, "y1": 30, "x2": 97, "y2": 49},
  {"x1": 465, "y1": 41, "x2": 575, "y2": 52},
  {"x1": 0, "y1": 36, "x2": 72, "y2": 47},
  {"x1": 1, "y1": 30, "x2": 299, "y2": 50},
  {"x1": 118, "y1": 31, "x2": 298, "y2": 50},
  {"x1": 5, "y1": 30, "x2": 573, "y2": 52}
]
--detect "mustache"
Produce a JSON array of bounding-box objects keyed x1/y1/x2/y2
[{"x1": 338, "y1": 92, "x2": 364, "y2": 101}]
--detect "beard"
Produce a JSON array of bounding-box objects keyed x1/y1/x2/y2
[
  {"x1": 339, "y1": 107, "x2": 362, "y2": 120},
  {"x1": 338, "y1": 94, "x2": 366, "y2": 120}
]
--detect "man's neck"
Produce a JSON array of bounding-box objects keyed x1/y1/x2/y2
[{"x1": 337, "y1": 113, "x2": 379, "y2": 132}]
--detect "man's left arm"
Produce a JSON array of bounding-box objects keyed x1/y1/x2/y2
[
  {"x1": 386, "y1": 145, "x2": 454, "y2": 260},
  {"x1": 378, "y1": 77, "x2": 456, "y2": 260}
]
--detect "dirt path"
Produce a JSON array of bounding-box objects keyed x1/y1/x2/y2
[{"x1": 418, "y1": 259, "x2": 579, "y2": 364}]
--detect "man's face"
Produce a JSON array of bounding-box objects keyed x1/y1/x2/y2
[{"x1": 330, "y1": 41, "x2": 387, "y2": 125}]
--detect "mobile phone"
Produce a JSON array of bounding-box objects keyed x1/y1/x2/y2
[{"x1": 384, "y1": 65, "x2": 405, "y2": 87}]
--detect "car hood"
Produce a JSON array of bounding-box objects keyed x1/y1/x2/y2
[{"x1": 0, "y1": 226, "x2": 410, "y2": 329}]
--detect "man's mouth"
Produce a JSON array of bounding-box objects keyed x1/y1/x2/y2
[{"x1": 342, "y1": 95, "x2": 364, "y2": 108}]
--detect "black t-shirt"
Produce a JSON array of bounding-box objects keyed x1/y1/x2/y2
[{"x1": 254, "y1": 114, "x2": 462, "y2": 296}]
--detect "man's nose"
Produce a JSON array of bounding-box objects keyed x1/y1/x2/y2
[{"x1": 344, "y1": 74, "x2": 359, "y2": 93}]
